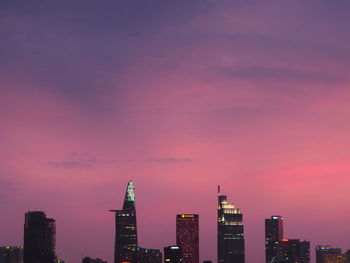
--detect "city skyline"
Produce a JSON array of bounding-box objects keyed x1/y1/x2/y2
[
  {"x1": 1, "y1": 181, "x2": 348, "y2": 263},
  {"x1": 1, "y1": 1, "x2": 350, "y2": 263}
]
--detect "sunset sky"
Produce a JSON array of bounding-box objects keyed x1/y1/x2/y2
[{"x1": 1, "y1": 1, "x2": 350, "y2": 263}]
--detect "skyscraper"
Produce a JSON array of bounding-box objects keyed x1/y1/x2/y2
[
  {"x1": 111, "y1": 180, "x2": 138, "y2": 263},
  {"x1": 164, "y1": 246, "x2": 183, "y2": 263},
  {"x1": 265, "y1": 216, "x2": 284, "y2": 263},
  {"x1": 217, "y1": 186, "x2": 245, "y2": 263},
  {"x1": 176, "y1": 214, "x2": 199, "y2": 263},
  {"x1": 281, "y1": 239, "x2": 310, "y2": 263},
  {"x1": 23, "y1": 211, "x2": 56, "y2": 263},
  {"x1": 0, "y1": 246, "x2": 23, "y2": 263}
]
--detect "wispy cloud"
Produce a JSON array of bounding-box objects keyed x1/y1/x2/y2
[
  {"x1": 0, "y1": 180, "x2": 20, "y2": 190},
  {"x1": 224, "y1": 66, "x2": 342, "y2": 84},
  {"x1": 148, "y1": 158, "x2": 193, "y2": 164},
  {"x1": 39, "y1": 152, "x2": 119, "y2": 169}
]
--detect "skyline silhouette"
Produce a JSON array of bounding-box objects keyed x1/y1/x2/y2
[{"x1": 0, "y1": 180, "x2": 348, "y2": 263}]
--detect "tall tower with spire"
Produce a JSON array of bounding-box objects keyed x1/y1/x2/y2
[
  {"x1": 217, "y1": 185, "x2": 245, "y2": 263},
  {"x1": 111, "y1": 180, "x2": 138, "y2": 263}
]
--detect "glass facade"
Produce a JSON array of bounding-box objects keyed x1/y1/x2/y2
[
  {"x1": 113, "y1": 180, "x2": 138, "y2": 263},
  {"x1": 176, "y1": 214, "x2": 199, "y2": 263},
  {"x1": 217, "y1": 186, "x2": 245, "y2": 263}
]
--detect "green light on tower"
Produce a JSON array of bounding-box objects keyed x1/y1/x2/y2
[{"x1": 126, "y1": 180, "x2": 135, "y2": 201}]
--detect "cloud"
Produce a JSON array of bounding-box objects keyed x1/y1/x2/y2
[
  {"x1": 38, "y1": 152, "x2": 118, "y2": 169},
  {"x1": 0, "y1": 180, "x2": 19, "y2": 190},
  {"x1": 224, "y1": 66, "x2": 342, "y2": 84},
  {"x1": 148, "y1": 158, "x2": 193, "y2": 164}
]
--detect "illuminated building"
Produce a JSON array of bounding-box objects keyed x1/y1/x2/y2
[
  {"x1": 280, "y1": 239, "x2": 310, "y2": 263},
  {"x1": 0, "y1": 246, "x2": 23, "y2": 263},
  {"x1": 82, "y1": 257, "x2": 107, "y2": 263},
  {"x1": 316, "y1": 246, "x2": 350, "y2": 263},
  {"x1": 316, "y1": 246, "x2": 343, "y2": 263},
  {"x1": 323, "y1": 254, "x2": 348, "y2": 263},
  {"x1": 176, "y1": 214, "x2": 199, "y2": 263},
  {"x1": 111, "y1": 180, "x2": 138, "y2": 263},
  {"x1": 131, "y1": 247, "x2": 162, "y2": 263},
  {"x1": 265, "y1": 216, "x2": 284, "y2": 263},
  {"x1": 23, "y1": 211, "x2": 56, "y2": 263},
  {"x1": 217, "y1": 186, "x2": 245, "y2": 263},
  {"x1": 164, "y1": 246, "x2": 183, "y2": 263}
]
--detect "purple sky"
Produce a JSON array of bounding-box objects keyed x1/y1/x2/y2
[{"x1": 1, "y1": 1, "x2": 350, "y2": 263}]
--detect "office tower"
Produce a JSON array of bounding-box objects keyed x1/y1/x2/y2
[
  {"x1": 217, "y1": 186, "x2": 245, "y2": 263},
  {"x1": 111, "y1": 180, "x2": 138, "y2": 263},
  {"x1": 176, "y1": 214, "x2": 199, "y2": 263},
  {"x1": 23, "y1": 211, "x2": 56, "y2": 263},
  {"x1": 265, "y1": 216, "x2": 284, "y2": 263},
  {"x1": 164, "y1": 246, "x2": 183, "y2": 263},
  {"x1": 131, "y1": 248, "x2": 162, "y2": 263},
  {"x1": 280, "y1": 239, "x2": 310, "y2": 263},
  {"x1": 82, "y1": 257, "x2": 107, "y2": 263},
  {"x1": 0, "y1": 246, "x2": 23, "y2": 263},
  {"x1": 316, "y1": 246, "x2": 343, "y2": 263}
]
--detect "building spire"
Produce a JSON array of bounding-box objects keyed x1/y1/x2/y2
[
  {"x1": 124, "y1": 180, "x2": 135, "y2": 202},
  {"x1": 123, "y1": 180, "x2": 135, "y2": 210},
  {"x1": 218, "y1": 185, "x2": 221, "y2": 196}
]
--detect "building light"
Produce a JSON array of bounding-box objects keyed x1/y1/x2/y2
[{"x1": 181, "y1": 214, "x2": 194, "y2": 218}]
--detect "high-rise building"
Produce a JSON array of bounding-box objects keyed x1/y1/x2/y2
[
  {"x1": 111, "y1": 180, "x2": 138, "y2": 263},
  {"x1": 217, "y1": 186, "x2": 245, "y2": 263},
  {"x1": 131, "y1": 247, "x2": 162, "y2": 263},
  {"x1": 164, "y1": 246, "x2": 183, "y2": 263},
  {"x1": 23, "y1": 211, "x2": 56, "y2": 263},
  {"x1": 82, "y1": 257, "x2": 107, "y2": 263},
  {"x1": 265, "y1": 216, "x2": 284, "y2": 263},
  {"x1": 0, "y1": 246, "x2": 23, "y2": 263},
  {"x1": 280, "y1": 239, "x2": 310, "y2": 263},
  {"x1": 316, "y1": 246, "x2": 343, "y2": 263},
  {"x1": 176, "y1": 214, "x2": 199, "y2": 263}
]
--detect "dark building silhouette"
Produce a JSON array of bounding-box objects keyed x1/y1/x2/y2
[
  {"x1": 176, "y1": 214, "x2": 199, "y2": 263},
  {"x1": 131, "y1": 248, "x2": 162, "y2": 263},
  {"x1": 82, "y1": 257, "x2": 107, "y2": 263},
  {"x1": 217, "y1": 186, "x2": 245, "y2": 263},
  {"x1": 111, "y1": 180, "x2": 138, "y2": 263},
  {"x1": 280, "y1": 239, "x2": 310, "y2": 263},
  {"x1": 0, "y1": 246, "x2": 23, "y2": 263},
  {"x1": 202, "y1": 261, "x2": 212, "y2": 263},
  {"x1": 23, "y1": 211, "x2": 56, "y2": 263},
  {"x1": 265, "y1": 216, "x2": 284, "y2": 263},
  {"x1": 316, "y1": 246, "x2": 350, "y2": 263},
  {"x1": 164, "y1": 246, "x2": 183, "y2": 263}
]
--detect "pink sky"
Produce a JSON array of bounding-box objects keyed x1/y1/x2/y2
[{"x1": 1, "y1": 1, "x2": 350, "y2": 262}]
